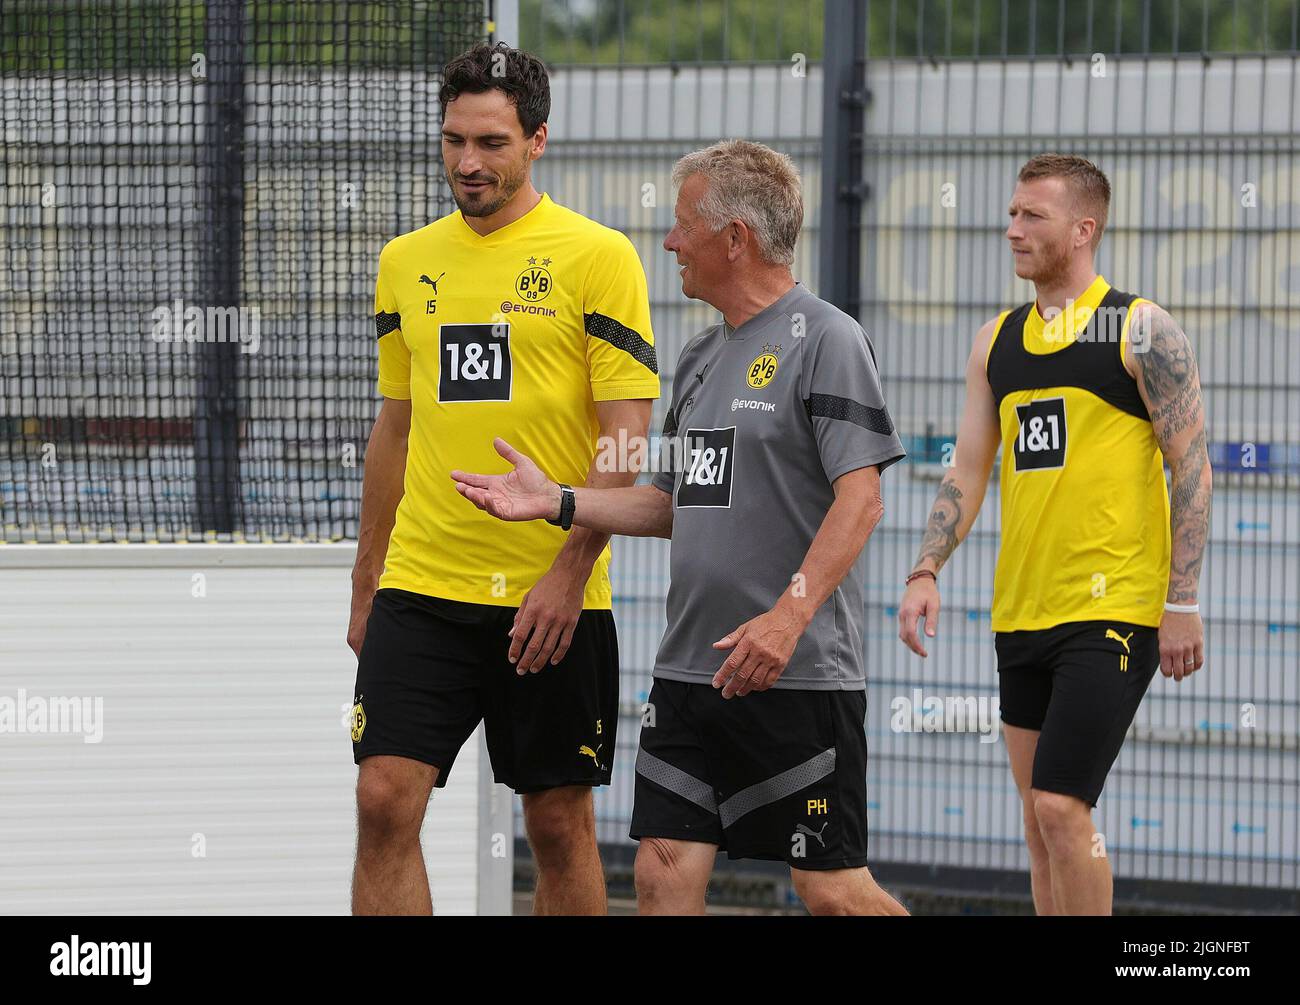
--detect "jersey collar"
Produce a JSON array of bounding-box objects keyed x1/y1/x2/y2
[
  {"x1": 1023, "y1": 274, "x2": 1111, "y2": 354},
  {"x1": 722, "y1": 281, "x2": 807, "y2": 341},
  {"x1": 453, "y1": 191, "x2": 553, "y2": 243}
]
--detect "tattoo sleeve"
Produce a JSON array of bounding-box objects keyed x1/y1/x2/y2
[
  {"x1": 914, "y1": 477, "x2": 964, "y2": 573},
  {"x1": 1136, "y1": 306, "x2": 1212, "y2": 605}
]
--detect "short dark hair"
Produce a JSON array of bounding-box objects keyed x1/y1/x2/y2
[
  {"x1": 1018, "y1": 153, "x2": 1111, "y2": 248},
  {"x1": 439, "y1": 42, "x2": 550, "y2": 136}
]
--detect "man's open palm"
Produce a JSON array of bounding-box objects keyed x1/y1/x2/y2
[{"x1": 451, "y1": 437, "x2": 557, "y2": 522}]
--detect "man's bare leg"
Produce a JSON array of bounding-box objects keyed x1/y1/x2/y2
[
  {"x1": 1032, "y1": 788, "x2": 1112, "y2": 915},
  {"x1": 352, "y1": 755, "x2": 438, "y2": 915},
  {"x1": 1003, "y1": 723, "x2": 1056, "y2": 915},
  {"x1": 634, "y1": 837, "x2": 717, "y2": 915},
  {"x1": 521, "y1": 785, "x2": 606, "y2": 915},
  {"x1": 791, "y1": 865, "x2": 909, "y2": 915}
]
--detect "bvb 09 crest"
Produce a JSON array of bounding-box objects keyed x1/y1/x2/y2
[
  {"x1": 747, "y1": 352, "x2": 778, "y2": 388},
  {"x1": 515, "y1": 262, "x2": 552, "y2": 302}
]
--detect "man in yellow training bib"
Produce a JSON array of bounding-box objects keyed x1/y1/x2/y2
[{"x1": 898, "y1": 154, "x2": 1211, "y2": 915}]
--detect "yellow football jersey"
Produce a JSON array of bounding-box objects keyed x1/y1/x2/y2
[
  {"x1": 372, "y1": 193, "x2": 660, "y2": 608},
  {"x1": 985, "y1": 275, "x2": 1171, "y2": 631}
]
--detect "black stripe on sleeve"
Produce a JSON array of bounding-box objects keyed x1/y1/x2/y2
[
  {"x1": 805, "y1": 392, "x2": 895, "y2": 436},
  {"x1": 584, "y1": 311, "x2": 659, "y2": 375},
  {"x1": 661, "y1": 404, "x2": 678, "y2": 439},
  {"x1": 375, "y1": 311, "x2": 401, "y2": 340}
]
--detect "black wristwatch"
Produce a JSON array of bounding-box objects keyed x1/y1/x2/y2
[{"x1": 546, "y1": 483, "x2": 576, "y2": 531}]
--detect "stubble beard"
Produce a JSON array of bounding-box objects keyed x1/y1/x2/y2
[
  {"x1": 448, "y1": 149, "x2": 530, "y2": 219},
  {"x1": 1024, "y1": 236, "x2": 1074, "y2": 288}
]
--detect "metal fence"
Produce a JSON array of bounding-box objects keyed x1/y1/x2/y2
[
  {"x1": 1, "y1": 0, "x2": 486, "y2": 542},
  {"x1": 520, "y1": 0, "x2": 1299, "y2": 904}
]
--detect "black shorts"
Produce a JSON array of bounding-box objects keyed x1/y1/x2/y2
[
  {"x1": 352, "y1": 588, "x2": 619, "y2": 794},
  {"x1": 630, "y1": 678, "x2": 869, "y2": 870},
  {"x1": 996, "y1": 619, "x2": 1159, "y2": 807}
]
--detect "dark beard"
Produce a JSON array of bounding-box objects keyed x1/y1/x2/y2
[
  {"x1": 447, "y1": 150, "x2": 530, "y2": 218},
  {"x1": 455, "y1": 181, "x2": 513, "y2": 218}
]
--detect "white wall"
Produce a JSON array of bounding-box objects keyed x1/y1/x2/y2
[{"x1": 0, "y1": 544, "x2": 512, "y2": 915}]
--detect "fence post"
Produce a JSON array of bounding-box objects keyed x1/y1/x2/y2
[
  {"x1": 818, "y1": 0, "x2": 868, "y2": 317},
  {"x1": 194, "y1": 0, "x2": 245, "y2": 535},
  {"x1": 491, "y1": 0, "x2": 519, "y2": 46}
]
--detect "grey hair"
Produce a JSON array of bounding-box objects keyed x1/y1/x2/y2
[{"x1": 671, "y1": 139, "x2": 803, "y2": 266}]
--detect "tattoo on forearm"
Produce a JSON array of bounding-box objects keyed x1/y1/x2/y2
[
  {"x1": 915, "y1": 478, "x2": 964, "y2": 571},
  {"x1": 1168, "y1": 429, "x2": 1211, "y2": 604},
  {"x1": 1137, "y1": 305, "x2": 1211, "y2": 605}
]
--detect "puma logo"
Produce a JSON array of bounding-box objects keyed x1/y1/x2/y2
[
  {"x1": 795, "y1": 822, "x2": 829, "y2": 847},
  {"x1": 419, "y1": 272, "x2": 445, "y2": 294},
  {"x1": 1105, "y1": 628, "x2": 1135, "y2": 653},
  {"x1": 579, "y1": 744, "x2": 603, "y2": 769}
]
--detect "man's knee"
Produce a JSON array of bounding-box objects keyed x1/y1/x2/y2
[
  {"x1": 1020, "y1": 796, "x2": 1046, "y2": 844},
  {"x1": 356, "y1": 757, "x2": 434, "y2": 843},
  {"x1": 634, "y1": 838, "x2": 706, "y2": 905},
  {"x1": 522, "y1": 787, "x2": 594, "y2": 866},
  {"x1": 1031, "y1": 788, "x2": 1090, "y2": 847},
  {"x1": 792, "y1": 870, "x2": 856, "y2": 916}
]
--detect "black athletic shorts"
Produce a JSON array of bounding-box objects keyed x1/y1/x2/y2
[
  {"x1": 630, "y1": 678, "x2": 869, "y2": 870},
  {"x1": 996, "y1": 619, "x2": 1159, "y2": 807},
  {"x1": 351, "y1": 588, "x2": 619, "y2": 794}
]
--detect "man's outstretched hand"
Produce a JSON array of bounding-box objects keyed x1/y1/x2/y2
[{"x1": 450, "y1": 437, "x2": 560, "y2": 522}]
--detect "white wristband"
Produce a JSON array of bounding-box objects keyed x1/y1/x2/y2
[{"x1": 1164, "y1": 602, "x2": 1199, "y2": 614}]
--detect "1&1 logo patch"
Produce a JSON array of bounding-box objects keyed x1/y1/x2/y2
[
  {"x1": 1012, "y1": 397, "x2": 1066, "y2": 470},
  {"x1": 677, "y1": 426, "x2": 736, "y2": 508},
  {"x1": 438, "y1": 323, "x2": 511, "y2": 402}
]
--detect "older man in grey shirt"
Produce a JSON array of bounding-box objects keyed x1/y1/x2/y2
[{"x1": 452, "y1": 140, "x2": 907, "y2": 916}]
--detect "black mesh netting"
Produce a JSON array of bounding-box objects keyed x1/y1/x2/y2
[{"x1": 1, "y1": 1, "x2": 486, "y2": 542}]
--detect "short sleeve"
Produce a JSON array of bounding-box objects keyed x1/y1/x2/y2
[
  {"x1": 374, "y1": 247, "x2": 411, "y2": 400},
  {"x1": 650, "y1": 336, "x2": 701, "y2": 495},
  {"x1": 650, "y1": 375, "x2": 680, "y2": 495},
  {"x1": 803, "y1": 322, "x2": 906, "y2": 482},
  {"x1": 584, "y1": 232, "x2": 661, "y2": 402}
]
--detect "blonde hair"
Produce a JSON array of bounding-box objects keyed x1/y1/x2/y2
[
  {"x1": 1018, "y1": 153, "x2": 1111, "y2": 249},
  {"x1": 672, "y1": 140, "x2": 803, "y2": 266}
]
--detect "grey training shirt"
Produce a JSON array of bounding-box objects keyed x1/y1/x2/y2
[{"x1": 651, "y1": 282, "x2": 905, "y2": 691}]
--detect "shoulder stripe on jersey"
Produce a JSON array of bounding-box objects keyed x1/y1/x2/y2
[
  {"x1": 1120, "y1": 296, "x2": 1154, "y2": 367},
  {"x1": 805, "y1": 392, "x2": 895, "y2": 435},
  {"x1": 584, "y1": 311, "x2": 659, "y2": 374},
  {"x1": 375, "y1": 311, "x2": 401, "y2": 340},
  {"x1": 984, "y1": 308, "x2": 1015, "y2": 373}
]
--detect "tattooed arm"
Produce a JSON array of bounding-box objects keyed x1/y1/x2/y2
[
  {"x1": 898, "y1": 318, "x2": 1003, "y2": 657},
  {"x1": 1126, "y1": 301, "x2": 1211, "y2": 681}
]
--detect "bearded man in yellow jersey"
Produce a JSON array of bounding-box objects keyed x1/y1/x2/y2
[
  {"x1": 346, "y1": 42, "x2": 660, "y2": 915},
  {"x1": 898, "y1": 154, "x2": 1212, "y2": 916}
]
